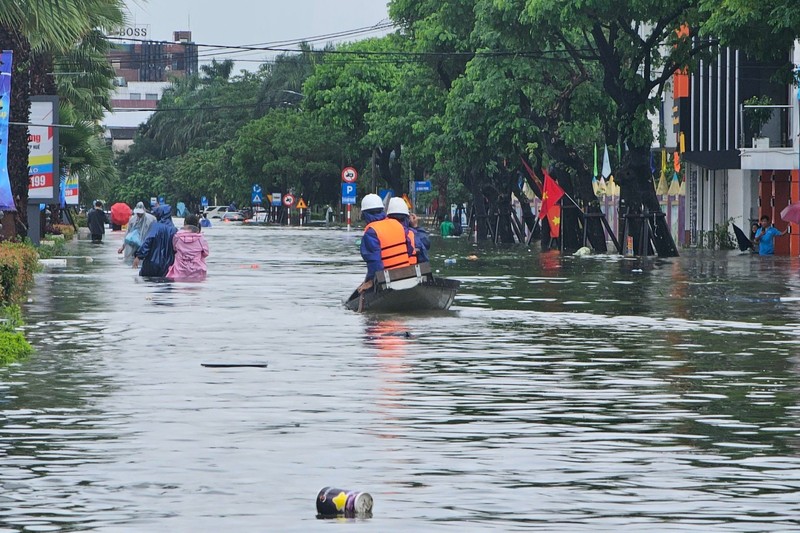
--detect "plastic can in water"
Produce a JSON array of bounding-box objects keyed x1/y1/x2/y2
[
  {"x1": 316, "y1": 486, "x2": 373, "y2": 518},
  {"x1": 444, "y1": 258, "x2": 456, "y2": 265}
]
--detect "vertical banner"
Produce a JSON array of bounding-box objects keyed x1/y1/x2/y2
[
  {"x1": 64, "y1": 171, "x2": 79, "y2": 206},
  {"x1": 0, "y1": 51, "x2": 16, "y2": 210},
  {"x1": 28, "y1": 96, "x2": 59, "y2": 202}
]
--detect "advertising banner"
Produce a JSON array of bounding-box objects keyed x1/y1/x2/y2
[
  {"x1": 28, "y1": 96, "x2": 60, "y2": 202},
  {"x1": 64, "y1": 171, "x2": 79, "y2": 206},
  {"x1": 0, "y1": 50, "x2": 16, "y2": 210}
]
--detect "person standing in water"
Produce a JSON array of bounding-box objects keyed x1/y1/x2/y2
[
  {"x1": 118, "y1": 202, "x2": 155, "y2": 265},
  {"x1": 133, "y1": 205, "x2": 177, "y2": 277},
  {"x1": 166, "y1": 214, "x2": 210, "y2": 281}
]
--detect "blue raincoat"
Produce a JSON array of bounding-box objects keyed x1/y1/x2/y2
[{"x1": 136, "y1": 205, "x2": 177, "y2": 277}]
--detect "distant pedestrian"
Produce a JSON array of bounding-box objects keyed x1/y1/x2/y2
[
  {"x1": 118, "y1": 202, "x2": 155, "y2": 265},
  {"x1": 167, "y1": 214, "x2": 209, "y2": 281},
  {"x1": 87, "y1": 200, "x2": 109, "y2": 244},
  {"x1": 754, "y1": 215, "x2": 787, "y2": 256},
  {"x1": 440, "y1": 214, "x2": 455, "y2": 237},
  {"x1": 133, "y1": 205, "x2": 177, "y2": 277},
  {"x1": 199, "y1": 212, "x2": 212, "y2": 228}
]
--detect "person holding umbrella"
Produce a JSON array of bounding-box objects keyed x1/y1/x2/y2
[{"x1": 754, "y1": 215, "x2": 787, "y2": 255}]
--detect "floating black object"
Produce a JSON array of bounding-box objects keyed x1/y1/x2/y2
[
  {"x1": 200, "y1": 363, "x2": 268, "y2": 368},
  {"x1": 316, "y1": 486, "x2": 373, "y2": 518},
  {"x1": 732, "y1": 223, "x2": 753, "y2": 252}
]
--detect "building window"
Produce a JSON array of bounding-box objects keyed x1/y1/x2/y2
[
  {"x1": 129, "y1": 93, "x2": 141, "y2": 100},
  {"x1": 145, "y1": 93, "x2": 158, "y2": 100}
]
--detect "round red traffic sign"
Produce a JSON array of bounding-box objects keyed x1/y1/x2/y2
[
  {"x1": 341, "y1": 167, "x2": 358, "y2": 183},
  {"x1": 283, "y1": 194, "x2": 295, "y2": 207}
]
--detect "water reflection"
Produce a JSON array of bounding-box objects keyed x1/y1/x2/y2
[{"x1": 0, "y1": 226, "x2": 798, "y2": 530}]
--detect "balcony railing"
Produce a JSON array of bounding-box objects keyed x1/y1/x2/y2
[{"x1": 739, "y1": 104, "x2": 794, "y2": 149}]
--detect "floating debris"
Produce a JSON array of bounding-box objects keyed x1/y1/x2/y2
[{"x1": 316, "y1": 487, "x2": 373, "y2": 519}]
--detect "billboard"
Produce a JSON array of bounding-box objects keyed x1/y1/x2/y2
[{"x1": 28, "y1": 96, "x2": 59, "y2": 203}]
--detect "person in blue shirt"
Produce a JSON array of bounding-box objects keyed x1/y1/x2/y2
[{"x1": 753, "y1": 215, "x2": 787, "y2": 255}]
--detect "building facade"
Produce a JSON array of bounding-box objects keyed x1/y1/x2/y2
[{"x1": 668, "y1": 41, "x2": 800, "y2": 254}]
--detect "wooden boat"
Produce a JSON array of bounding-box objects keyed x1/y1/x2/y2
[{"x1": 345, "y1": 263, "x2": 460, "y2": 313}]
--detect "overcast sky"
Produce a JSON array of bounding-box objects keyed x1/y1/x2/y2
[{"x1": 123, "y1": 0, "x2": 392, "y2": 70}]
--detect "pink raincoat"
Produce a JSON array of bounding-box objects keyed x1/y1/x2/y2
[{"x1": 166, "y1": 228, "x2": 209, "y2": 281}]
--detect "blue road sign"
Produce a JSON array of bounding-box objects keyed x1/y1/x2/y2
[
  {"x1": 414, "y1": 180, "x2": 432, "y2": 192},
  {"x1": 252, "y1": 192, "x2": 263, "y2": 204},
  {"x1": 201, "y1": 196, "x2": 208, "y2": 207},
  {"x1": 252, "y1": 184, "x2": 262, "y2": 193},
  {"x1": 271, "y1": 193, "x2": 282, "y2": 206},
  {"x1": 342, "y1": 182, "x2": 357, "y2": 205}
]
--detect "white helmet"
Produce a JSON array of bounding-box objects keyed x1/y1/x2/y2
[
  {"x1": 387, "y1": 197, "x2": 409, "y2": 216},
  {"x1": 361, "y1": 193, "x2": 384, "y2": 211}
]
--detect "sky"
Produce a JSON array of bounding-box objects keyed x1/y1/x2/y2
[{"x1": 122, "y1": 0, "x2": 392, "y2": 70}]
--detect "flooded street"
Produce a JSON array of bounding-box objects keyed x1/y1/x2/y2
[{"x1": 2, "y1": 223, "x2": 800, "y2": 531}]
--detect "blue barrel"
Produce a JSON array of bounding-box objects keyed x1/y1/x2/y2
[{"x1": 316, "y1": 486, "x2": 373, "y2": 518}]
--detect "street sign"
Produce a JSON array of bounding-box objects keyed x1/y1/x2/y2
[
  {"x1": 296, "y1": 198, "x2": 307, "y2": 209},
  {"x1": 252, "y1": 184, "x2": 262, "y2": 193},
  {"x1": 252, "y1": 192, "x2": 263, "y2": 204},
  {"x1": 341, "y1": 182, "x2": 357, "y2": 205},
  {"x1": 201, "y1": 196, "x2": 208, "y2": 207},
  {"x1": 283, "y1": 193, "x2": 295, "y2": 207},
  {"x1": 271, "y1": 193, "x2": 282, "y2": 206},
  {"x1": 414, "y1": 180, "x2": 432, "y2": 192},
  {"x1": 341, "y1": 166, "x2": 358, "y2": 183}
]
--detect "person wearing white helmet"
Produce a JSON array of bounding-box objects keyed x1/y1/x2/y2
[
  {"x1": 359, "y1": 193, "x2": 412, "y2": 282},
  {"x1": 387, "y1": 197, "x2": 429, "y2": 264}
]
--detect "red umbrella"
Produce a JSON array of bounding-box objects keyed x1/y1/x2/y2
[
  {"x1": 780, "y1": 202, "x2": 800, "y2": 224},
  {"x1": 110, "y1": 202, "x2": 132, "y2": 226}
]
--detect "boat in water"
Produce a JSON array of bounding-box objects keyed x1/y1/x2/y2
[{"x1": 345, "y1": 263, "x2": 459, "y2": 313}]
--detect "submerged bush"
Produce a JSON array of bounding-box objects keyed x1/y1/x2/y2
[
  {"x1": 0, "y1": 305, "x2": 31, "y2": 364},
  {"x1": 0, "y1": 331, "x2": 32, "y2": 364},
  {"x1": 0, "y1": 242, "x2": 38, "y2": 304}
]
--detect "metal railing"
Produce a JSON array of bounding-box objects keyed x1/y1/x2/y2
[{"x1": 739, "y1": 104, "x2": 794, "y2": 149}]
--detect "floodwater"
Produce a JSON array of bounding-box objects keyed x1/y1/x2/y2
[{"x1": 2, "y1": 221, "x2": 800, "y2": 532}]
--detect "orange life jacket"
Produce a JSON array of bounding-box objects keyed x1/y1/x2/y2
[{"x1": 365, "y1": 218, "x2": 411, "y2": 270}]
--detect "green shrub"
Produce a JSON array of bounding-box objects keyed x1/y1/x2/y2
[
  {"x1": 0, "y1": 330, "x2": 32, "y2": 364},
  {"x1": 50, "y1": 224, "x2": 76, "y2": 240},
  {"x1": 36, "y1": 237, "x2": 68, "y2": 259},
  {"x1": 0, "y1": 242, "x2": 39, "y2": 304}
]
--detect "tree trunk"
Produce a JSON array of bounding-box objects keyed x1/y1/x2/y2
[
  {"x1": 617, "y1": 146, "x2": 679, "y2": 257},
  {"x1": 375, "y1": 145, "x2": 404, "y2": 194},
  {"x1": 468, "y1": 171, "x2": 489, "y2": 241}
]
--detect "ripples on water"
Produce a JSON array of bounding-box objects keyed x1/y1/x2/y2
[{"x1": 0, "y1": 225, "x2": 799, "y2": 531}]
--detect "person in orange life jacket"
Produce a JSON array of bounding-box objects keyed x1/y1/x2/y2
[
  {"x1": 387, "y1": 197, "x2": 429, "y2": 264},
  {"x1": 360, "y1": 194, "x2": 412, "y2": 282}
]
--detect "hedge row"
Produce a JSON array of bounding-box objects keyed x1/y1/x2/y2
[{"x1": 0, "y1": 242, "x2": 39, "y2": 305}]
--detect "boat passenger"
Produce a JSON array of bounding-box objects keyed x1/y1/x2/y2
[
  {"x1": 360, "y1": 194, "x2": 412, "y2": 282},
  {"x1": 167, "y1": 214, "x2": 209, "y2": 281},
  {"x1": 387, "y1": 197, "x2": 429, "y2": 264},
  {"x1": 133, "y1": 205, "x2": 177, "y2": 277}
]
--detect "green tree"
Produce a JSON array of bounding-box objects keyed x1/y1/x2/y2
[
  {"x1": 303, "y1": 36, "x2": 408, "y2": 193},
  {"x1": 232, "y1": 109, "x2": 345, "y2": 206}
]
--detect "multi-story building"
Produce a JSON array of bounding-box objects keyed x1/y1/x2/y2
[
  {"x1": 103, "y1": 31, "x2": 198, "y2": 152},
  {"x1": 666, "y1": 41, "x2": 800, "y2": 254}
]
